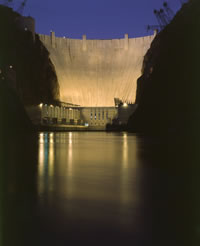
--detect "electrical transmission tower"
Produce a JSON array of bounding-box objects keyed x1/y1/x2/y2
[
  {"x1": 146, "y1": 2, "x2": 175, "y2": 34},
  {"x1": 17, "y1": 0, "x2": 27, "y2": 15},
  {"x1": 153, "y1": 9, "x2": 168, "y2": 29},
  {"x1": 163, "y1": 2, "x2": 174, "y2": 21},
  {"x1": 159, "y1": 8, "x2": 170, "y2": 25},
  {"x1": 149, "y1": 2, "x2": 175, "y2": 32}
]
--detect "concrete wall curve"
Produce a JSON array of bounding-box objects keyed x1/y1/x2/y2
[{"x1": 39, "y1": 32, "x2": 155, "y2": 107}]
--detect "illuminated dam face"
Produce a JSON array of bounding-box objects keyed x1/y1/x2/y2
[{"x1": 39, "y1": 32, "x2": 155, "y2": 107}]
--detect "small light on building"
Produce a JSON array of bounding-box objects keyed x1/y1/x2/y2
[
  {"x1": 85, "y1": 123, "x2": 89, "y2": 127},
  {"x1": 39, "y1": 103, "x2": 43, "y2": 108},
  {"x1": 50, "y1": 105, "x2": 53, "y2": 107},
  {"x1": 123, "y1": 103, "x2": 128, "y2": 107},
  {"x1": 9, "y1": 65, "x2": 13, "y2": 69},
  {"x1": 25, "y1": 27, "x2": 28, "y2": 31},
  {"x1": 69, "y1": 108, "x2": 72, "y2": 111}
]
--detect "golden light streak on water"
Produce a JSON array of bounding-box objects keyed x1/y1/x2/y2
[
  {"x1": 120, "y1": 132, "x2": 130, "y2": 206},
  {"x1": 38, "y1": 134, "x2": 45, "y2": 195},
  {"x1": 123, "y1": 132, "x2": 128, "y2": 167},
  {"x1": 68, "y1": 132, "x2": 73, "y2": 173},
  {"x1": 39, "y1": 133, "x2": 44, "y2": 144},
  {"x1": 49, "y1": 133, "x2": 54, "y2": 177},
  {"x1": 120, "y1": 134, "x2": 139, "y2": 210}
]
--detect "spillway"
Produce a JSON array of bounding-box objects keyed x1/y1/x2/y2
[{"x1": 39, "y1": 32, "x2": 155, "y2": 107}]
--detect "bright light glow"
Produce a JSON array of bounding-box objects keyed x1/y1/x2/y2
[
  {"x1": 50, "y1": 105, "x2": 53, "y2": 108},
  {"x1": 39, "y1": 103, "x2": 43, "y2": 108},
  {"x1": 69, "y1": 108, "x2": 72, "y2": 111},
  {"x1": 69, "y1": 132, "x2": 72, "y2": 144},
  {"x1": 9, "y1": 65, "x2": 13, "y2": 69},
  {"x1": 49, "y1": 133, "x2": 54, "y2": 176},
  {"x1": 123, "y1": 103, "x2": 128, "y2": 107},
  {"x1": 50, "y1": 133, "x2": 54, "y2": 143},
  {"x1": 123, "y1": 132, "x2": 128, "y2": 164},
  {"x1": 68, "y1": 132, "x2": 73, "y2": 173},
  {"x1": 123, "y1": 132, "x2": 127, "y2": 139},
  {"x1": 38, "y1": 139, "x2": 44, "y2": 188},
  {"x1": 40, "y1": 133, "x2": 44, "y2": 144}
]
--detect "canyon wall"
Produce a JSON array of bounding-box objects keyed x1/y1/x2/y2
[
  {"x1": 127, "y1": 0, "x2": 200, "y2": 134},
  {"x1": 0, "y1": 5, "x2": 60, "y2": 106}
]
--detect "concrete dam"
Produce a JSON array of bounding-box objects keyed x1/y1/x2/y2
[{"x1": 39, "y1": 32, "x2": 155, "y2": 107}]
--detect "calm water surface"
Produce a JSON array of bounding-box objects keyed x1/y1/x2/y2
[{"x1": 2, "y1": 132, "x2": 200, "y2": 245}]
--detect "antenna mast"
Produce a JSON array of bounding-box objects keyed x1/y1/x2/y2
[
  {"x1": 17, "y1": 0, "x2": 27, "y2": 15},
  {"x1": 163, "y1": 2, "x2": 174, "y2": 21}
]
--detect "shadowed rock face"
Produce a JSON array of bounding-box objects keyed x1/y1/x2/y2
[
  {"x1": 128, "y1": 0, "x2": 200, "y2": 135},
  {"x1": 0, "y1": 80, "x2": 32, "y2": 135},
  {"x1": 0, "y1": 5, "x2": 60, "y2": 106},
  {"x1": 39, "y1": 34, "x2": 155, "y2": 106}
]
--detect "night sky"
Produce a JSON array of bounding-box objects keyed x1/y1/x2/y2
[{"x1": 19, "y1": 0, "x2": 181, "y2": 39}]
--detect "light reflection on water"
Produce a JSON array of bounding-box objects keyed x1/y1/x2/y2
[
  {"x1": 35, "y1": 132, "x2": 200, "y2": 245},
  {"x1": 37, "y1": 132, "x2": 142, "y2": 229},
  {"x1": 3, "y1": 132, "x2": 199, "y2": 245}
]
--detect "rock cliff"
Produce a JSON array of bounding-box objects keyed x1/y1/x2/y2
[
  {"x1": 127, "y1": 0, "x2": 200, "y2": 135},
  {"x1": 0, "y1": 80, "x2": 32, "y2": 136},
  {"x1": 0, "y1": 5, "x2": 60, "y2": 105}
]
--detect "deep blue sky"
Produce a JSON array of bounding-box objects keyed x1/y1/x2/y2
[{"x1": 18, "y1": 0, "x2": 182, "y2": 39}]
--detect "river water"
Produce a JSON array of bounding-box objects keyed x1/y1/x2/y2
[{"x1": 1, "y1": 132, "x2": 200, "y2": 245}]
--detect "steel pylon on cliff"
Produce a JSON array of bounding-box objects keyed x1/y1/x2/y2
[
  {"x1": 17, "y1": 0, "x2": 27, "y2": 15},
  {"x1": 163, "y1": 2, "x2": 175, "y2": 22},
  {"x1": 147, "y1": 1, "x2": 175, "y2": 33},
  {"x1": 153, "y1": 2, "x2": 175, "y2": 30}
]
